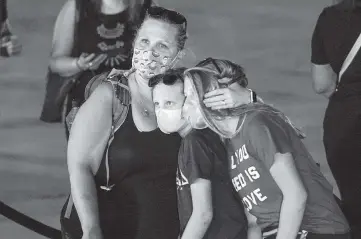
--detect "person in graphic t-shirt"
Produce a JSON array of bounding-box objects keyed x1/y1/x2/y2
[
  {"x1": 179, "y1": 58, "x2": 351, "y2": 239},
  {"x1": 149, "y1": 68, "x2": 248, "y2": 239}
]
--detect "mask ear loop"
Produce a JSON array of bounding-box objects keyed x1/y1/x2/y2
[{"x1": 168, "y1": 50, "x2": 183, "y2": 69}]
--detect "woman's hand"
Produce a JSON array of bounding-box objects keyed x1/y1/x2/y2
[
  {"x1": 203, "y1": 85, "x2": 251, "y2": 110},
  {"x1": 76, "y1": 53, "x2": 107, "y2": 71}
]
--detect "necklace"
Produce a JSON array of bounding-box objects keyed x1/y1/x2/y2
[{"x1": 131, "y1": 75, "x2": 155, "y2": 117}]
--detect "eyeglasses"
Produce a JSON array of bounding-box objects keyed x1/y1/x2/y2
[{"x1": 147, "y1": 6, "x2": 187, "y2": 29}]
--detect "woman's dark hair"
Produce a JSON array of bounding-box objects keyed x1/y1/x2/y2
[
  {"x1": 144, "y1": 6, "x2": 188, "y2": 50},
  {"x1": 84, "y1": 0, "x2": 151, "y2": 25},
  {"x1": 148, "y1": 67, "x2": 187, "y2": 88}
]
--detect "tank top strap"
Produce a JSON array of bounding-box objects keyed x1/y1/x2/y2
[{"x1": 84, "y1": 70, "x2": 133, "y2": 133}]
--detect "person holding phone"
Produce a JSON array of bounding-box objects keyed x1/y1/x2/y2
[{"x1": 49, "y1": 0, "x2": 152, "y2": 137}]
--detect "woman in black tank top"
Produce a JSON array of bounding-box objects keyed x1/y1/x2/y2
[
  {"x1": 60, "y1": 7, "x2": 188, "y2": 239},
  {"x1": 49, "y1": 0, "x2": 151, "y2": 137}
]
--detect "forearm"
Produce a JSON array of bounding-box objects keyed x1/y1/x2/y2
[
  {"x1": 276, "y1": 196, "x2": 307, "y2": 239},
  {"x1": 69, "y1": 167, "x2": 102, "y2": 235},
  {"x1": 247, "y1": 224, "x2": 262, "y2": 239},
  {"x1": 320, "y1": 83, "x2": 336, "y2": 99},
  {"x1": 49, "y1": 56, "x2": 82, "y2": 77},
  {"x1": 181, "y1": 211, "x2": 212, "y2": 239}
]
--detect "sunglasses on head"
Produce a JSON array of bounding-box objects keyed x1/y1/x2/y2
[
  {"x1": 148, "y1": 71, "x2": 184, "y2": 88},
  {"x1": 147, "y1": 6, "x2": 187, "y2": 29}
]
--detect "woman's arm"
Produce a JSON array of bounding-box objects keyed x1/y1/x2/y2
[
  {"x1": 311, "y1": 63, "x2": 337, "y2": 99},
  {"x1": 49, "y1": 0, "x2": 106, "y2": 77},
  {"x1": 49, "y1": 0, "x2": 80, "y2": 77},
  {"x1": 270, "y1": 152, "x2": 308, "y2": 239},
  {"x1": 244, "y1": 209, "x2": 262, "y2": 239},
  {"x1": 67, "y1": 83, "x2": 114, "y2": 238},
  {"x1": 181, "y1": 178, "x2": 213, "y2": 239}
]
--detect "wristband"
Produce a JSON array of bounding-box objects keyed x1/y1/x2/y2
[
  {"x1": 252, "y1": 90, "x2": 257, "y2": 103},
  {"x1": 248, "y1": 89, "x2": 257, "y2": 103}
]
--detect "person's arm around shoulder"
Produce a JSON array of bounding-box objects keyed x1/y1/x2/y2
[
  {"x1": 203, "y1": 80, "x2": 254, "y2": 110},
  {"x1": 246, "y1": 114, "x2": 307, "y2": 239},
  {"x1": 67, "y1": 82, "x2": 114, "y2": 239}
]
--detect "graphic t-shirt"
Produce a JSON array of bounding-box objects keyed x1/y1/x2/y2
[
  {"x1": 177, "y1": 129, "x2": 247, "y2": 239},
  {"x1": 225, "y1": 110, "x2": 349, "y2": 234}
]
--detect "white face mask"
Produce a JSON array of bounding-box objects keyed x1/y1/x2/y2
[
  {"x1": 132, "y1": 48, "x2": 179, "y2": 79},
  {"x1": 155, "y1": 108, "x2": 185, "y2": 134}
]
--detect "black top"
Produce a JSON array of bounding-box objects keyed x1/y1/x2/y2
[
  {"x1": 311, "y1": 5, "x2": 361, "y2": 95},
  {"x1": 61, "y1": 108, "x2": 181, "y2": 239},
  {"x1": 70, "y1": 2, "x2": 148, "y2": 103},
  {"x1": 177, "y1": 129, "x2": 247, "y2": 239}
]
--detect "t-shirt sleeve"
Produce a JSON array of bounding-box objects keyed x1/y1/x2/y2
[
  {"x1": 181, "y1": 134, "x2": 213, "y2": 184},
  {"x1": 245, "y1": 113, "x2": 294, "y2": 169},
  {"x1": 311, "y1": 9, "x2": 329, "y2": 65}
]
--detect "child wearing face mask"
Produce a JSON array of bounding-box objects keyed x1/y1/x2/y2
[{"x1": 149, "y1": 68, "x2": 248, "y2": 239}]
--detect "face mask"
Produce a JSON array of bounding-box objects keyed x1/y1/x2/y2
[
  {"x1": 132, "y1": 48, "x2": 179, "y2": 79},
  {"x1": 155, "y1": 108, "x2": 185, "y2": 134}
]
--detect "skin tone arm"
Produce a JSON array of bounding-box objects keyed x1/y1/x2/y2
[
  {"x1": 203, "y1": 81, "x2": 252, "y2": 109},
  {"x1": 67, "y1": 83, "x2": 114, "y2": 239},
  {"x1": 244, "y1": 209, "x2": 262, "y2": 239},
  {"x1": 270, "y1": 152, "x2": 308, "y2": 239},
  {"x1": 311, "y1": 63, "x2": 337, "y2": 99},
  {"x1": 181, "y1": 179, "x2": 213, "y2": 239},
  {"x1": 49, "y1": 0, "x2": 106, "y2": 77}
]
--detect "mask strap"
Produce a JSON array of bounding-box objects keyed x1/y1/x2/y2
[{"x1": 168, "y1": 51, "x2": 182, "y2": 69}]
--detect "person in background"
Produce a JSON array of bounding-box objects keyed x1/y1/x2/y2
[
  {"x1": 49, "y1": 0, "x2": 152, "y2": 137},
  {"x1": 0, "y1": 0, "x2": 22, "y2": 57},
  {"x1": 149, "y1": 68, "x2": 248, "y2": 239},
  {"x1": 311, "y1": 0, "x2": 361, "y2": 237},
  {"x1": 181, "y1": 58, "x2": 351, "y2": 239}
]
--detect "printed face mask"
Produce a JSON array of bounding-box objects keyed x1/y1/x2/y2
[
  {"x1": 155, "y1": 108, "x2": 185, "y2": 134},
  {"x1": 132, "y1": 48, "x2": 178, "y2": 79}
]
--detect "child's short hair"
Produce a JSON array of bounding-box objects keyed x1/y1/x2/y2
[{"x1": 148, "y1": 67, "x2": 187, "y2": 89}]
